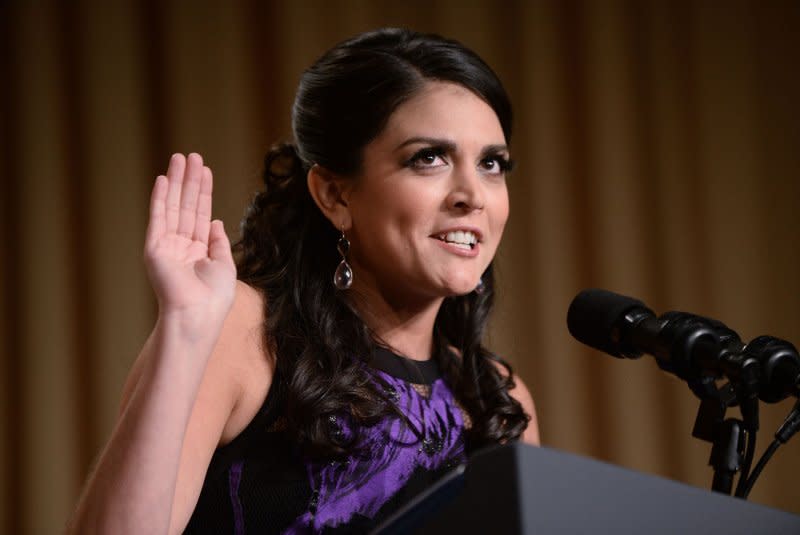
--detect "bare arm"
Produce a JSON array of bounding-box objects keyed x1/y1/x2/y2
[
  {"x1": 509, "y1": 376, "x2": 540, "y2": 446},
  {"x1": 67, "y1": 154, "x2": 238, "y2": 534}
]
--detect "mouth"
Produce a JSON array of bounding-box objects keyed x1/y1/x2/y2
[{"x1": 432, "y1": 229, "x2": 481, "y2": 250}]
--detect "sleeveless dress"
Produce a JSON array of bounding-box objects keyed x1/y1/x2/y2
[{"x1": 184, "y1": 346, "x2": 468, "y2": 534}]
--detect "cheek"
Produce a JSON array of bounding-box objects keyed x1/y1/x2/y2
[
  {"x1": 491, "y1": 187, "x2": 510, "y2": 234},
  {"x1": 378, "y1": 186, "x2": 437, "y2": 233},
  {"x1": 350, "y1": 186, "x2": 434, "y2": 255}
]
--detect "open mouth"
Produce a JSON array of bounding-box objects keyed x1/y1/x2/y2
[{"x1": 434, "y1": 230, "x2": 479, "y2": 250}]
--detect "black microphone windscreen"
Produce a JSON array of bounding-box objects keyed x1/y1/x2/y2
[{"x1": 567, "y1": 289, "x2": 652, "y2": 357}]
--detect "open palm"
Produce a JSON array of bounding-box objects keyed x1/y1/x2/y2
[{"x1": 144, "y1": 153, "x2": 236, "y2": 316}]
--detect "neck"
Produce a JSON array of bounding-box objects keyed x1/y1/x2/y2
[{"x1": 347, "y1": 281, "x2": 443, "y2": 362}]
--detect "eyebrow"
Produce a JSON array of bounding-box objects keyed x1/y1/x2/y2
[
  {"x1": 480, "y1": 144, "x2": 511, "y2": 156},
  {"x1": 394, "y1": 136, "x2": 456, "y2": 152},
  {"x1": 394, "y1": 136, "x2": 509, "y2": 156}
]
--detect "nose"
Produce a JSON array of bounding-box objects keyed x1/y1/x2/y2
[{"x1": 445, "y1": 165, "x2": 485, "y2": 213}]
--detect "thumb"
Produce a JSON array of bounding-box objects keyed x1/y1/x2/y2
[{"x1": 208, "y1": 220, "x2": 233, "y2": 264}]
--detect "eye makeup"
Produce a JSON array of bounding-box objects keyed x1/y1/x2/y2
[
  {"x1": 404, "y1": 146, "x2": 448, "y2": 169},
  {"x1": 397, "y1": 137, "x2": 512, "y2": 175}
]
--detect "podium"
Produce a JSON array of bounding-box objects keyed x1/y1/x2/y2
[{"x1": 373, "y1": 444, "x2": 800, "y2": 534}]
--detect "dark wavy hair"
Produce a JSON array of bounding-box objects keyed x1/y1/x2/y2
[{"x1": 235, "y1": 28, "x2": 529, "y2": 457}]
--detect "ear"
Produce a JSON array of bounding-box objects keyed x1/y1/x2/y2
[{"x1": 307, "y1": 164, "x2": 352, "y2": 231}]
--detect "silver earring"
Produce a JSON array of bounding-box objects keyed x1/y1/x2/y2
[
  {"x1": 333, "y1": 229, "x2": 353, "y2": 290},
  {"x1": 474, "y1": 277, "x2": 486, "y2": 295}
]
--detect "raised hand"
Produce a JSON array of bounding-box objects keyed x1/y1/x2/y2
[{"x1": 144, "y1": 153, "x2": 236, "y2": 323}]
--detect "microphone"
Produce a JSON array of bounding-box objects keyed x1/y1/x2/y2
[
  {"x1": 567, "y1": 289, "x2": 725, "y2": 382},
  {"x1": 567, "y1": 289, "x2": 800, "y2": 402},
  {"x1": 743, "y1": 336, "x2": 800, "y2": 402}
]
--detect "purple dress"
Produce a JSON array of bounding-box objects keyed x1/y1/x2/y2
[{"x1": 184, "y1": 346, "x2": 467, "y2": 534}]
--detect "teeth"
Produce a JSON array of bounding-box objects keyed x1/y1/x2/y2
[{"x1": 441, "y1": 230, "x2": 477, "y2": 246}]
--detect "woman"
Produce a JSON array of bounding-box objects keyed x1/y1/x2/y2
[{"x1": 69, "y1": 28, "x2": 539, "y2": 534}]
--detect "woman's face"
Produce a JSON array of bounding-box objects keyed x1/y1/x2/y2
[{"x1": 344, "y1": 81, "x2": 510, "y2": 304}]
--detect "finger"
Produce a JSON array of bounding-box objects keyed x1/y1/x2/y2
[
  {"x1": 193, "y1": 166, "x2": 213, "y2": 244},
  {"x1": 177, "y1": 153, "x2": 203, "y2": 238},
  {"x1": 145, "y1": 175, "x2": 168, "y2": 247},
  {"x1": 207, "y1": 219, "x2": 233, "y2": 264},
  {"x1": 165, "y1": 153, "x2": 186, "y2": 234}
]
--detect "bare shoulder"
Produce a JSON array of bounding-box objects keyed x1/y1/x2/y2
[
  {"x1": 167, "y1": 281, "x2": 273, "y2": 532},
  {"x1": 219, "y1": 279, "x2": 267, "y2": 361},
  {"x1": 115, "y1": 280, "x2": 275, "y2": 533},
  {"x1": 216, "y1": 280, "x2": 274, "y2": 444},
  {"x1": 173, "y1": 279, "x2": 272, "y2": 452},
  {"x1": 187, "y1": 279, "x2": 270, "y2": 416},
  {"x1": 491, "y1": 359, "x2": 541, "y2": 446}
]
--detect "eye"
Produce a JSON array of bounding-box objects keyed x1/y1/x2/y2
[
  {"x1": 405, "y1": 147, "x2": 448, "y2": 169},
  {"x1": 480, "y1": 154, "x2": 513, "y2": 175}
]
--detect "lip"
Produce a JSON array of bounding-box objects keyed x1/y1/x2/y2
[
  {"x1": 430, "y1": 226, "x2": 484, "y2": 243},
  {"x1": 433, "y1": 238, "x2": 481, "y2": 257},
  {"x1": 430, "y1": 226, "x2": 483, "y2": 258}
]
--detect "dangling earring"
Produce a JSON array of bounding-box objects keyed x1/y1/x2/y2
[
  {"x1": 474, "y1": 276, "x2": 486, "y2": 295},
  {"x1": 333, "y1": 228, "x2": 353, "y2": 290}
]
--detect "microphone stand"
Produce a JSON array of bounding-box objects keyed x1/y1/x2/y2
[
  {"x1": 567, "y1": 291, "x2": 796, "y2": 498},
  {"x1": 690, "y1": 356, "x2": 760, "y2": 497},
  {"x1": 709, "y1": 418, "x2": 745, "y2": 495},
  {"x1": 691, "y1": 380, "x2": 742, "y2": 495}
]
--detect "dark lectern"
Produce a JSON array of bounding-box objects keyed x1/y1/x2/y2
[{"x1": 373, "y1": 444, "x2": 800, "y2": 534}]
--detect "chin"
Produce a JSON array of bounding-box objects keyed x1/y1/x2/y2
[{"x1": 442, "y1": 278, "x2": 482, "y2": 297}]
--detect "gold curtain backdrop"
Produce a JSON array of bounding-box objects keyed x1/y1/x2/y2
[{"x1": 2, "y1": 0, "x2": 799, "y2": 532}]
